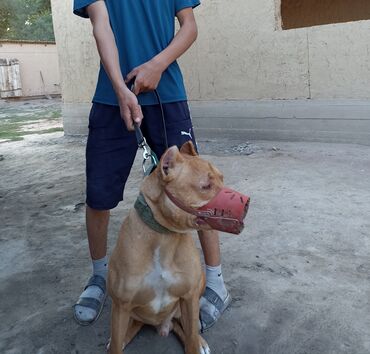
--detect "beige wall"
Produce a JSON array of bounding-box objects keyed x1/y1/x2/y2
[
  {"x1": 51, "y1": 0, "x2": 370, "y2": 102},
  {"x1": 50, "y1": 0, "x2": 98, "y2": 104},
  {"x1": 187, "y1": 0, "x2": 370, "y2": 100},
  {"x1": 51, "y1": 0, "x2": 370, "y2": 145},
  {"x1": 0, "y1": 41, "x2": 61, "y2": 97}
]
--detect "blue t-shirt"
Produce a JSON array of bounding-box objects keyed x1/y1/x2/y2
[{"x1": 73, "y1": 0, "x2": 200, "y2": 106}]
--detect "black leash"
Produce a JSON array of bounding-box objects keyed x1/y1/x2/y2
[
  {"x1": 133, "y1": 89, "x2": 168, "y2": 149},
  {"x1": 131, "y1": 85, "x2": 168, "y2": 176},
  {"x1": 153, "y1": 89, "x2": 168, "y2": 150}
]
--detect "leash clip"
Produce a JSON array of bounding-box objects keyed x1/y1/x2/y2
[
  {"x1": 133, "y1": 122, "x2": 158, "y2": 176},
  {"x1": 142, "y1": 142, "x2": 150, "y2": 160},
  {"x1": 139, "y1": 136, "x2": 159, "y2": 176},
  {"x1": 128, "y1": 79, "x2": 162, "y2": 177},
  {"x1": 141, "y1": 149, "x2": 159, "y2": 176}
]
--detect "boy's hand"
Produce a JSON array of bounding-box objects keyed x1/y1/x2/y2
[
  {"x1": 117, "y1": 88, "x2": 143, "y2": 131},
  {"x1": 125, "y1": 58, "x2": 165, "y2": 95}
]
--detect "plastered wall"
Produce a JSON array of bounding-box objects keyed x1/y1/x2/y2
[
  {"x1": 50, "y1": 0, "x2": 98, "y2": 103},
  {"x1": 51, "y1": 0, "x2": 370, "y2": 144},
  {"x1": 0, "y1": 41, "x2": 61, "y2": 97},
  {"x1": 51, "y1": 0, "x2": 370, "y2": 103}
]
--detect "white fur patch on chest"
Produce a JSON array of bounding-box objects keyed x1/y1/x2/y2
[{"x1": 144, "y1": 248, "x2": 178, "y2": 313}]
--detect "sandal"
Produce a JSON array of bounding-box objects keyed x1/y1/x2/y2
[
  {"x1": 199, "y1": 287, "x2": 232, "y2": 333},
  {"x1": 73, "y1": 274, "x2": 107, "y2": 326}
]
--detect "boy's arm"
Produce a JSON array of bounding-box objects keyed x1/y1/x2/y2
[
  {"x1": 126, "y1": 7, "x2": 198, "y2": 95},
  {"x1": 86, "y1": 1, "x2": 142, "y2": 131}
]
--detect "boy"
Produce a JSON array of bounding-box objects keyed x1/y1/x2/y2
[{"x1": 72, "y1": 0, "x2": 230, "y2": 332}]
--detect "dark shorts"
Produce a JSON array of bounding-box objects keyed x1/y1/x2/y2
[{"x1": 86, "y1": 101, "x2": 197, "y2": 210}]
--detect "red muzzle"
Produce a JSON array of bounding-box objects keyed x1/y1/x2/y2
[{"x1": 165, "y1": 187, "x2": 250, "y2": 235}]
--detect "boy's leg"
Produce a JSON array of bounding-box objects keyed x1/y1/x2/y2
[
  {"x1": 86, "y1": 207, "x2": 110, "y2": 260},
  {"x1": 74, "y1": 207, "x2": 110, "y2": 324},
  {"x1": 74, "y1": 103, "x2": 137, "y2": 325},
  {"x1": 198, "y1": 230, "x2": 220, "y2": 267},
  {"x1": 198, "y1": 230, "x2": 231, "y2": 332},
  {"x1": 199, "y1": 230, "x2": 227, "y2": 299}
]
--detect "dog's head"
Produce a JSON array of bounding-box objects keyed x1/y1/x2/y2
[
  {"x1": 160, "y1": 141, "x2": 224, "y2": 232},
  {"x1": 143, "y1": 141, "x2": 249, "y2": 234},
  {"x1": 165, "y1": 141, "x2": 225, "y2": 225}
]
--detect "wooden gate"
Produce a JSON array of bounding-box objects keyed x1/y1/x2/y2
[{"x1": 0, "y1": 58, "x2": 23, "y2": 98}]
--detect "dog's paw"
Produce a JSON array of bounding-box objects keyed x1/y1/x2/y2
[
  {"x1": 199, "y1": 336, "x2": 211, "y2": 354},
  {"x1": 106, "y1": 338, "x2": 126, "y2": 352}
]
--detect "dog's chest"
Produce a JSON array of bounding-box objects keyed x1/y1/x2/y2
[{"x1": 143, "y1": 248, "x2": 179, "y2": 313}]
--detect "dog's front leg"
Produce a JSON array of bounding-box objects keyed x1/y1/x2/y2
[
  {"x1": 180, "y1": 295, "x2": 210, "y2": 354},
  {"x1": 108, "y1": 300, "x2": 131, "y2": 354}
]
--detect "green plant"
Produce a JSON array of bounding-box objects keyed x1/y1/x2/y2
[{"x1": 0, "y1": 0, "x2": 55, "y2": 42}]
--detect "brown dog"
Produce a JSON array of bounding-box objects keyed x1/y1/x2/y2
[{"x1": 107, "y1": 141, "x2": 248, "y2": 354}]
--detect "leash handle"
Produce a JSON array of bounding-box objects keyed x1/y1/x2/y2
[
  {"x1": 128, "y1": 77, "x2": 168, "y2": 150},
  {"x1": 127, "y1": 78, "x2": 170, "y2": 176},
  {"x1": 134, "y1": 122, "x2": 145, "y2": 148},
  {"x1": 127, "y1": 79, "x2": 159, "y2": 176},
  {"x1": 128, "y1": 78, "x2": 146, "y2": 148}
]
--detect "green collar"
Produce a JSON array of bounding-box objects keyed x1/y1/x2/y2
[{"x1": 134, "y1": 193, "x2": 172, "y2": 234}]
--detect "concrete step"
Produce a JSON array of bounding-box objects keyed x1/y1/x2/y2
[{"x1": 63, "y1": 99, "x2": 370, "y2": 145}]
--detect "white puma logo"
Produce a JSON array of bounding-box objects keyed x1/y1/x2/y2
[{"x1": 181, "y1": 128, "x2": 192, "y2": 140}]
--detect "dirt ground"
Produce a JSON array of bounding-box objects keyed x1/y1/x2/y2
[{"x1": 1, "y1": 98, "x2": 370, "y2": 354}]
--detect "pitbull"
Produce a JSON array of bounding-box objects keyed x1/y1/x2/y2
[{"x1": 107, "y1": 141, "x2": 249, "y2": 354}]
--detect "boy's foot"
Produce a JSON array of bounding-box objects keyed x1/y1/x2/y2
[
  {"x1": 73, "y1": 274, "x2": 107, "y2": 326},
  {"x1": 199, "y1": 287, "x2": 232, "y2": 332}
]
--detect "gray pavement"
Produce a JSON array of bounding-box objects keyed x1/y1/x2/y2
[{"x1": 0, "y1": 125, "x2": 369, "y2": 353}]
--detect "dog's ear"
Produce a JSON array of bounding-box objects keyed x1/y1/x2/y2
[
  {"x1": 180, "y1": 141, "x2": 198, "y2": 156},
  {"x1": 160, "y1": 146, "x2": 184, "y2": 181}
]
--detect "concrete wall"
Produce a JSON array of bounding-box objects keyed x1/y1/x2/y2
[
  {"x1": 51, "y1": 0, "x2": 370, "y2": 144},
  {"x1": 50, "y1": 0, "x2": 98, "y2": 104},
  {"x1": 0, "y1": 41, "x2": 61, "y2": 98}
]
